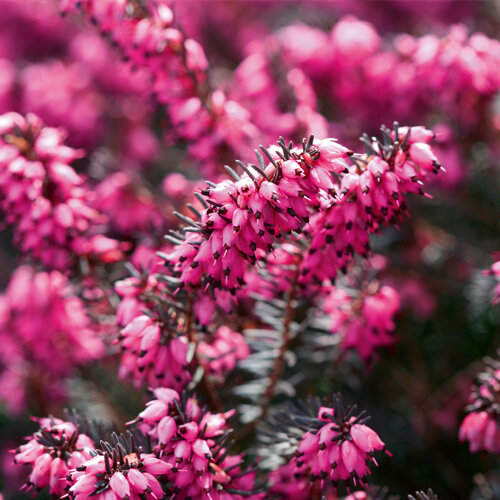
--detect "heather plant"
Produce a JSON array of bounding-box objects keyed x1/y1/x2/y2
[{"x1": 0, "y1": 1, "x2": 499, "y2": 499}]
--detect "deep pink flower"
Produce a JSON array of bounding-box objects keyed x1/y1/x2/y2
[
  {"x1": 68, "y1": 433, "x2": 169, "y2": 499},
  {"x1": 0, "y1": 266, "x2": 104, "y2": 414},
  {"x1": 197, "y1": 326, "x2": 250, "y2": 377},
  {"x1": 299, "y1": 125, "x2": 443, "y2": 284},
  {"x1": 14, "y1": 417, "x2": 94, "y2": 496},
  {"x1": 0, "y1": 112, "x2": 124, "y2": 269},
  {"x1": 93, "y1": 171, "x2": 167, "y2": 236},
  {"x1": 323, "y1": 283, "x2": 400, "y2": 362},
  {"x1": 166, "y1": 136, "x2": 351, "y2": 298},
  {"x1": 483, "y1": 255, "x2": 500, "y2": 305},
  {"x1": 132, "y1": 389, "x2": 263, "y2": 499},
  {"x1": 269, "y1": 394, "x2": 388, "y2": 494},
  {"x1": 61, "y1": 0, "x2": 257, "y2": 177},
  {"x1": 460, "y1": 360, "x2": 500, "y2": 453},
  {"x1": 117, "y1": 314, "x2": 192, "y2": 391}
]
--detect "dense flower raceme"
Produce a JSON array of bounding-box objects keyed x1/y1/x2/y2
[
  {"x1": 115, "y1": 246, "x2": 196, "y2": 391},
  {"x1": 166, "y1": 135, "x2": 351, "y2": 295},
  {"x1": 459, "y1": 357, "x2": 500, "y2": 453},
  {"x1": 19, "y1": 32, "x2": 155, "y2": 154},
  {"x1": 0, "y1": 2, "x2": 158, "y2": 157},
  {"x1": 68, "y1": 431, "x2": 169, "y2": 499},
  {"x1": 117, "y1": 312, "x2": 193, "y2": 392},
  {"x1": 297, "y1": 126, "x2": 443, "y2": 285},
  {"x1": 0, "y1": 265, "x2": 104, "y2": 414},
  {"x1": 268, "y1": 394, "x2": 388, "y2": 497},
  {"x1": 0, "y1": 112, "x2": 127, "y2": 270},
  {"x1": 166, "y1": 126, "x2": 443, "y2": 304},
  {"x1": 60, "y1": 0, "x2": 258, "y2": 176},
  {"x1": 322, "y1": 282, "x2": 400, "y2": 362},
  {"x1": 14, "y1": 416, "x2": 95, "y2": 497},
  {"x1": 132, "y1": 388, "x2": 263, "y2": 499},
  {"x1": 115, "y1": 253, "x2": 249, "y2": 390},
  {"x1": 279, "y1": 18, "x2": 500, "y2": 132},
  {"x1": 232, "y1": 42, "x2": 328, "y2": 143}
]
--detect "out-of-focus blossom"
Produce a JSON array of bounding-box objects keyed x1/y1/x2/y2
[
  {"x1": 68, "y1": 433, "x2": 168, "y2": 499},
  {"x1": 483, "y1": 255, "x2": 500, "y2": 305},
  {"x1": 323, "y1": 283, "x2": 400, "y2": 362},
  {"x1": 94, "y1": 171, "x2": 167, "y2": 236},
  {"x1": 0, "y1": 112, "x2": 125, "y2": 270},
  {"x1": 0, "y1": 266, "x2": 104, "y2": 414},
  {"x1": 20, "y1": 61, "x2": 103, "y2": 148},
  {"x1": 198, "y1": 326, "x2": 250, "y2": 377}
]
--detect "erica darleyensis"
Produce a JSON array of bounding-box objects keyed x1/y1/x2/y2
[
  {"x1": 0, "y1": 112, "x2": 124, "y2": 270},
  {"x1": 460, "y1": 356, "x2": 500, "y2": 453},
  {"x1": 14, "y1": 415, "x2": 95, "y2": 497},
  {"x1": 132, "y1": 388, "x2": 262, "y2": 499},
  {"x1": 166, "y1": 124, "x2": 443, "y2": 304},
  {"x1": 267, "y1": 394, "x2": 388, "y2": 498}
]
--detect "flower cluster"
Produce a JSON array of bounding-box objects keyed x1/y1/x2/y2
[
  {"x1": 115, "y1": 249, "x2": 186, "y2": 390},
  {"x1": 323, "y1": 283, "x2": 400, "y2": 362},
  {"x1": 166, "y1": 136, "x2": 351, "y2": 296},
  {"x1": 133, "y1": 388, "x2": 263, "y2": 498},
  {"x1": 68, "y1": 432, "x2": 169, "y2": 499},
  {"x1": 61, "y1": 0, "x2": 257, "y2": 176},
  {"x1": 279, "y1": 18, "x2": 500, "y2": 132},
  {"x1": 14, "y1": 416, "x2": 94, "y2": 496},
  {"x1": 268, "y1": 394, "x2": 387, "y2": 496},
  {"x1": 165, "y1": 126, "x2": 442, "y2": 310},
  {"x1": 4, "y1": 1, "x2": 500, "y2": 498},
  {"x1": 93, "y1": 171, "x2": 167, "y2": 237},
  {"x1": 232, "y1": 43, "x2": 328, "y2": 144},
  {"x1": 299, "y1": 126, "x2": 443, "y2": 285},
  {"x1": 0, "y1": 112, "x2": 125, "y2": 270},
  {"x1": 459, "y1": 357, "x2": 500, "y2": 453},
  {"x1": 0, "y1": 265, "x2": 104, "y2": 414},
  {"x1": 197, "y1": 326, "x2": 250, "y2": 377},
  {"x1": 117, "y1": 313, "x2": 192, "y2": 391}
]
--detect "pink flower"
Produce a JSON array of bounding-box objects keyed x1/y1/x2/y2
[
  {"x1": 197, "y1": 326, "x2": 250, "y2": 377},
  {"x1": 300, "y1": 124, "x2": 443, "y2": 285},
  {"x1": 93, "y1": 171, "x2": 166, "y2": 236},
  {"x1": 14, "y1": 417, "x2": 94, "y2": 496},
  {"x1": 117, "y1": 314, "x2": 192, "y2": 391},
  {"x1": 0, "y1": 112, "x2": 122, "y2": 269},
  {"x1": 323, "y1": 283, "x2": 400, "y2": 362},
  {"x1": 483, "y1": 255, "x2": 500, "y2": 305},
  {"x1": 131, "y1": 389, "x2": 262, "y2": 499},
  {"x1": 0, "y1": 266, "x2": 104, "y2": 414},
  {"x1": 166, "y1": 136, "x2": 351, "y2": 297},
  {"x1": 460, "y1": 360, "x2": 500, "y2": 453},
  {"x1": 68, "y1": 433, "x2": 169, "y2": 499},
  {"x1": 330, "y1": 16, "x2": 380, "y2": 60}
]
